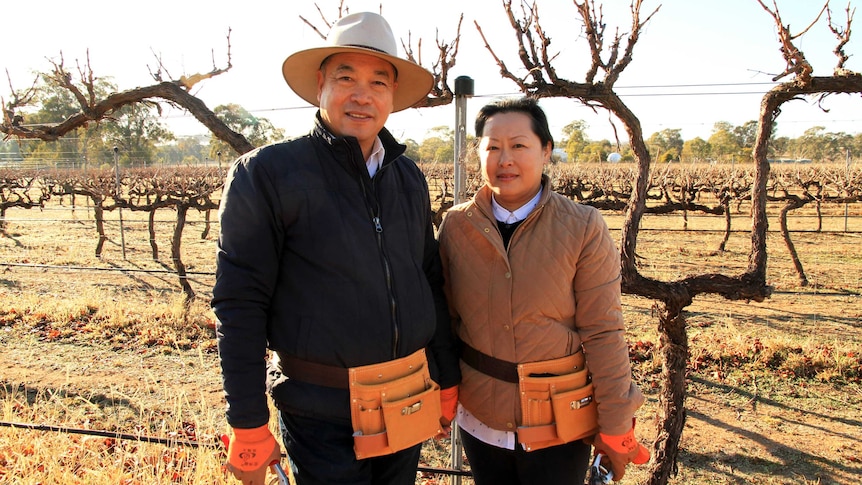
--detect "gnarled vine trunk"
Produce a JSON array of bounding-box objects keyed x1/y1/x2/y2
[{"x1": 171, "y1": 203, "x2": 195, "y2": 304}]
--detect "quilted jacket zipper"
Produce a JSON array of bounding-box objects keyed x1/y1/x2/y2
[{"x1": 348, "y1": 141, "x2": 400, "y2": 359}]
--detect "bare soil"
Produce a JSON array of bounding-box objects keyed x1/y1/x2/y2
[{"x1": 1, "y1": 204, "x2": 861, "y2": 484}]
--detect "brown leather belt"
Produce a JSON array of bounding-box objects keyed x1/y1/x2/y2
[
  {"x1": 460, "y1": 343, "x2": 520, "y2": 383},
  {"x1": 276, "y1": 352, "x2": 349, "y2": 389}
]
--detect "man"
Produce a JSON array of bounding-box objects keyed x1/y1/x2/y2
[{"x1": 212, "y1": 12, "x2": 460, "y2": 485}]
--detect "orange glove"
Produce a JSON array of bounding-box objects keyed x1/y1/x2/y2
[
  {"x1": 592, "y1": 421, "x2": 650, "y2": 481},
  {"x1": 224, "y1": 425, "x2": 282, "y2": 485},
  {"x1": 440, "y1": 385, "x2": 459, "y2": 426}
]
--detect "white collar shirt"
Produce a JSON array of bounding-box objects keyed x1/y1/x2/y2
[
  {"x1": 366, "y1": 137, "x2": 385, "y2": 177},
  {"x1": 491, "y1": 187, "x2": 543, "y2": 223}
]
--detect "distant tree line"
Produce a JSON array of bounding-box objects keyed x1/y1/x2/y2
[
  {"x1": 557, "y1": 119, "x2": 862, "y2": 164},
  {"x1": 3, "y1": 77, "x2": 859, "y2": 169}
]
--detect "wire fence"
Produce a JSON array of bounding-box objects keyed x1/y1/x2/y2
[{"x1": 3, "y1": 204, "x2": 861, "y2": 281}]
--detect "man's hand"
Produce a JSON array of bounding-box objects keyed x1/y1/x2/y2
[
  {"x1": 591, "y1": 425, "x2": 650, "y2": 481},
  {"x1": 224, "y1": 425, "x2": 282, "y2": 484}
]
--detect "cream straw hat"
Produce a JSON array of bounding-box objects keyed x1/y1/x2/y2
[{"x1": 282, "y1": 12, "x2": 434, "y2": 112}]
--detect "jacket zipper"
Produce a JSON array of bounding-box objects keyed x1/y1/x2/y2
[{"x1": 350, "y1": 143, "x2": 400, "y2": 359}]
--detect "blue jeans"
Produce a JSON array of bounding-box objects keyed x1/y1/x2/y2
[
  {"x1": 278, "y1": 411, "x2": 423, "y2": 485},
  {"x1": 460, "y1": 428, "x2": 591, "y2": 485}
]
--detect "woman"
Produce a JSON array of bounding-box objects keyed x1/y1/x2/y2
[{"x1": 438, "y1": 97, "x2": 649, "y2": 484}]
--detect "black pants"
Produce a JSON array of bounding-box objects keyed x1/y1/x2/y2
[
  {"x1": 460, "y1": 428, "x2": 591, "y2": 485},
  {"x1": 279, "y1": 411, "x2": 422, "y2": 485}
]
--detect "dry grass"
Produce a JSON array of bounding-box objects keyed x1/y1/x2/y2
[
  {"x1": 1, "y1": 191, "x2": 861, "y2": 484},
  {"x1": 1, "y1": 383, "x2": 228, "y2": 484}
]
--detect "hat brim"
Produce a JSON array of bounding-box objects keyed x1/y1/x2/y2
[{"x1": 282, "y1": 46, "x2": 434, "y2": 113}]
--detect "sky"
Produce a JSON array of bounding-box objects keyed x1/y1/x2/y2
[{"x1": 3, "y1": 0, "x2": 860, "y2": 147}]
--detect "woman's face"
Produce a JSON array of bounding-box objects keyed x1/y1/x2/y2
[{"x1": 478, "y1": 111, "x2": 551, "y2": 211}]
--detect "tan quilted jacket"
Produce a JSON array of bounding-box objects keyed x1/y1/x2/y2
[{"x1": 438, "y1": 176, "x2": 644, "y2": 436}]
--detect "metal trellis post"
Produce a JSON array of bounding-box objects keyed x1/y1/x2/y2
[
  {"x1": 845, "y1": 148, "x2": 851, "y2": 232},
  {"x1": 451, "y1": 75, "x2": 474, "y2": 485},
  {"x1": 453, "y1": 76, "x2": 474, "y2": 206},
  {"x1": 113, "y1": 146, "x2": 127, "y2": 260}
]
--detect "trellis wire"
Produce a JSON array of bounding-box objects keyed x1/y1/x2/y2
[{"x1": 0, "y1": 421, "x2": 473, "y2": 478}]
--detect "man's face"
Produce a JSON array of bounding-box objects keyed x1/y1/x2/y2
[{"x1": 317, "y1": 52, "x2": 397, "y2": 152}]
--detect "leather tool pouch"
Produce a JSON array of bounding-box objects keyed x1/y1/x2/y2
[
  {"x1": 517, "y1": 351, "x2": 598, "y2": 452},
  {"x1": 348, "y1": 349, "x2": 442, "y2": 459}
]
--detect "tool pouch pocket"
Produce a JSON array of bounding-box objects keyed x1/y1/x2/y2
[
  {"x1": 517, "y1": 351, "x2": 598, "y2": 451},
  {"x1": 349, "y1": 349, "x2": 442, "y2": 459}
]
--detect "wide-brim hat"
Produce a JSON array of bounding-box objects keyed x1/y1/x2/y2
[{"x1": 282, "y1": 12, "x2": 434, "y2": 113}]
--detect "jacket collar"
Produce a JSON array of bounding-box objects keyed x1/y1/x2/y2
[
  {"x1": 475, "y1": 174, "x2": 552, "y2": 218},
  {"x1": 311, "y1": 112, "x2": 407, "y2": 166}
]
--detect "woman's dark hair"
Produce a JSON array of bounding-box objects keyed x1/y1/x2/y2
[{"x1": 474, "y1": 97, "x2": 554, "y2": 150}]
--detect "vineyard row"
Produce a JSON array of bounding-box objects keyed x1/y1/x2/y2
[
  {"x1": 3, "y1": 163, "x2": 861, "y2": 300},
  {"x1": 3, "y1": 163, "x2": 862, "y2": 214}
]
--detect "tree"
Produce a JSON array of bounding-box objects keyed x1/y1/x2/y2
[
  {"x1": 0, "y1": 139, "x2": 23, "y2": 166},
  {"x1": 402, "y1": 138, "x2": 421, "y2": 162},
  {"x1": 853, "y1": 132, "x2": 862, "y2": 158},
  {"x1": 582, "y1": 139, "x2": 613, "y2": 163},
  {"x1": 156, "y1": 136, "x2": 209, "y2": 165},
  {"x1": 770, "y1": 135, "x2": 791, "y2": 157},
  {"x1": 750, "y1": 0, "x2": 862, "y2": 297},
  {"x1": 102, "y1": 102, "x2": 175, "y2": 167},
  {"x1": 19, "y1": 72, "x2": 174, "y2": 168},
  {"x1": 206, "y1": 104, "x2": 284, "y2": 160},
  {"x1": 561, "y1": 120, "x2": 589, "y2": 162},
  {"x1": 17, "y1": 73, "x2": 115, "y2": 168},
  {"x1": 0, "y1": 47, "x2": 262, "y2": 155},
  {"x1": 733, "y1": 120, "x2": 759, "y2": 151},
  {"x1": 681, "y1": 137, "x2": 710, "y2": 162},
  {"x1": 417, "y1": 126, "x2": 455, "y2": 163},
  {"x1": 647, "y1": 128, "x2": 683, "y2": 162},
  {"x1": 788, "y1": 126, "x2": 856, "y2": 162},
  {"x1": 707, "y1": 122, "x2": 744, "y2": 162}
]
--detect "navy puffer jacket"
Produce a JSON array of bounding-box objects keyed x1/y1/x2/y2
[{"x1": 213, "y1": 114, "x2": 460, "y2": 428}]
